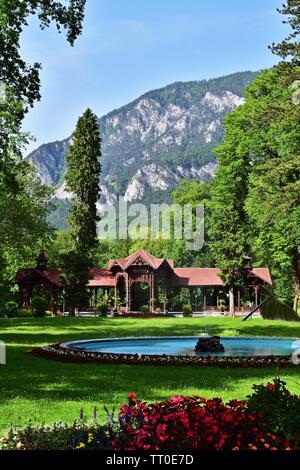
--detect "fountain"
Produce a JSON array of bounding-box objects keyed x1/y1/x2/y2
[{"x1": 194, "y1": 336, "x2": 225, "y2": 353}]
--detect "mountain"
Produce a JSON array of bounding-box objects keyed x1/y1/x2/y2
[{"x1": 27, "y1": 71, "x2": 259, "y2": 229}]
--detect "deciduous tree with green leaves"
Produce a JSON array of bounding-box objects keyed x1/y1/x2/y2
[
  {"x1": 209, "y1": 2, "x2": 300, "y2": 315},
  {"x1": 0, "y1": 0, "x2": 86, "y2": 115},
  {"x1": 209, "y1": 103, "x2": 252, "y2": 315}
]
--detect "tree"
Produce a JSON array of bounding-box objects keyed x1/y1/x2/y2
[
  {"x1": 65, "y1": 108, "x2": 102, "y2": 255},
  {"x1": 271, "y1": 0, "x2": 300, "y2": 64},
  {"x1": 244, "y1": 66, "x2": 300, "y2": 311},
  {"x1": 209, "y1": 103, "x2": 252, "y2": 316},
  {"x1": 0, "y1": 0, "x2": 86, "y2": 119},
  {"x1": 0, "y1": 161, "x2": 53, "y2": 299},
  {"x1": 172, "y1": 179, "x2": 214, "y2": 267},
  {"x1": 62, "y1": 109, "x2": 101, "y2": 315},
  {"x1": 210, "y1": 63, "x2": 300, "y2": 312},
  {"x1": 59, "y1": 250, "x2": 91, "y2": 317}
]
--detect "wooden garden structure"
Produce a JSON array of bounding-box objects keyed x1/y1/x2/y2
[{"x1": 14, "y1": 249, "x2": 272, "y2": 314}]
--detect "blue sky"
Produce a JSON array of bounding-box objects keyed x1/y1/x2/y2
[{"x1": 21, "y1": 0, "x2": 288, "y2": 152}]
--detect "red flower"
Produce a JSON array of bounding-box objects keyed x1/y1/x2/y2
[
  {"x1": 267, "y1": 384, "x2": 276, "y2": 392},
  {"x1": 128, "y1": 393, "x2": 137, "y2": 400}
]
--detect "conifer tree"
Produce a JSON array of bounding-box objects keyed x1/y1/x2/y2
[
  {"x1": 271, "y1": 0, "x2": 300, "y2": 64},
  {"x1": 63, "y1": 108, "x2": 101, "y2": 316},
  {"x1": 65, "y1": 108, "x2": 101, "y2": 256}
]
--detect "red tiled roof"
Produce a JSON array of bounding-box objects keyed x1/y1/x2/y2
[
  {"x1": 87, "y1": 268, "x2": 115, "y2": 287},
  {"x1": 14, "y1": 268, "x2": 63, "y2": 286},
  {"x1": 252, "y1": 268, "x2": 272, "y2": 285},
  {"x1": 14, "y1": 267, "x2": 115, "y2": 288},
  {"x1": 112, "y1": 249, "x2": 174, "y2": 271},
  {"x1": 14, "y1": 251, "x2": 272, "y2": 289},
  {"x1": 172, "y1": 268, "x2": 223, "y2": 287},
  {"x1": 171, "y1": 267, "x2": 272, "y2": 287}
]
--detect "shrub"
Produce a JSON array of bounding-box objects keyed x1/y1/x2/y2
[
  {"x1": 3, "y1": 301, "x2": 19, "y2": 317},
  {"x1": 97, "y1": 302, "x2": 108, "y2": 316},
  {"x1": 218, "y1": 299, "x2": 227, "y2": 312},
  {"x1": 182, "y1": 304, "x2": 193, "y2": 317},
  {"x1": 179, "y1": 287, "x2": 191, "y2": 306},
  {"x1": 31, "y1": 296, "x2": 48, "y2": 318},
  {"x1": 140, "y1": 304, "x2": 150, "y2": 314},
  {"x1": 246, "y1": 378, "x2": 300, "y2": 440},
  {"x1": 0, "y1": 421, "x2": 112, "y2": 450},
  {"x1": 2, "y1": 383, "x2": 300, "y2": 451},
  {"x1": 17, "y1": 309, "x2": 33, "y2": 318},
  {"x1": 113, "y1": 395, "x2": 297, "y2": 451},
  {"x1": 218, "y1": 329, "x2": 240, "y2": 337}
]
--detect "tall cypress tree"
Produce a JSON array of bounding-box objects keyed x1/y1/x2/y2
[
  {"x1": 65, "y1": 108, "x2": 101, "y2": 256},
  {"x1": 63, "y1": 108, "x2": 101, "y2": 316}
]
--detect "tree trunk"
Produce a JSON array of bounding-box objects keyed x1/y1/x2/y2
[
  {"x1": 293, "y1": 282, "x2": 300, "y2": 315},
  {"x1": 228, "y1": 287, "x2": 235, "y2": 317},
  {"x1": 292, "y1": 251, "x2": 300, "y2": 315},
  {"x1": 69, "y1": 305, "x2": 75, "y2": 317}
]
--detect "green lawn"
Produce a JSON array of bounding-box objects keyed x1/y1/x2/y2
[{"x1": 0, "y1": 316, "x2": 300, "y2": 434}]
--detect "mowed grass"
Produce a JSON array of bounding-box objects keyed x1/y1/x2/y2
[{"x1": 0, "y1": 316, "x2": 300, "y2": 434}]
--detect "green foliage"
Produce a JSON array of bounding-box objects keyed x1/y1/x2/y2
[
  {"x1": 172, "y1": 179, "x2": 214, "y2": 267},
  {"x1": 243, "y1": 66, "x2": 300, "y2": 308},
  {"x1": 0, "y1": 163, "x2": 54, "y2": 290},
  {"x1": 47, "y1": 199, "x2": 72, "y2": 231},
  {"x1": 271, "y1": 0, "x2": 300, "y2": 64},
  {"x1": 45, "y1": 231, "x2": 74, "y2": 268},
  {"x1": 65, "y1": 108, "x2": 101, "y2": 255},
  {"x1": 217, "y1": 299, "x2": 227, "y2": 313},
  {"x1": 247, "y1": 379, "x2": 300, "y2": 439},
  {"x1": 0, "y1": 0, "x2": 86, "y2": 123},
  {"x1": 96, "y1": 302, "x2": 108, "y2": 316},
  {"x1": 259, "y1": 287, "x2": 299, "y2": 322},
  {"x1": 59, "y1": 250, "x2": 91, "y2": 315},
  {"x1": 217, "y1": 328, "x2": 239, "y2": 336},
  {"x1": 182, "y1": 304, "x2": 193, "y2": 317},
  {"x1": 209, "y1": 61, "x2": 300, "y2": 309},
  {"x1": 2, "y1": 301, "x2": 19, "y2": 317},
  {"x1": 179, "y1": 288, "x2": 191, "y2": 306},
  {"x1": 209, "y1": 100, "x2": 251, "y2": 289},
  {"x1": 17, "y1": 309, "x2": 33, "y2": 318},
  {"x1": 31, "y1": 296, "x2": 48, "y2": 318},
  {"x1": 140, "y1": 304, "x2": 150, "y2": 314},
  {"x1": 0, "y1": 421, "x2": 111, "y2": 450}
]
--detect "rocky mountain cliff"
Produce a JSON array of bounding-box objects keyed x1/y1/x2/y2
[{"x1": 27, "y1": 71, "x2": 258, "y2": 228}]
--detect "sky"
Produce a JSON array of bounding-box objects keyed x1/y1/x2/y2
[{"x1": 21, "y1": 0, "x2": 289, "y2": 153}]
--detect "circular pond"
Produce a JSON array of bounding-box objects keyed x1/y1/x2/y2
[{"x1": 61, "y1": 336, "x2": 299, "y2": 357}]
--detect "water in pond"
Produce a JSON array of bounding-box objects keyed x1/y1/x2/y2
[{"x1": 63, "y1": 337, "x2": 299, "y2": 357}]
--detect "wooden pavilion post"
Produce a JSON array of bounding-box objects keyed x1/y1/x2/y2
[
  {"x1": 237, "y1": 289, "x2": 241, "y2": 312},
  {"x1": 150, "y1": 273, "x2": 155, "y2": 312},
  {"x1": 228, "y1": 287, "x2": 235, "y2": 317},
  {"x1": 203, "y1": 287, "x2": 207, "y2": 312},
  {"x1": 216, "y1": 288, "x2": 220, "y2": 311},
  {"x1": 126, "y1": 276, "x2": 130, "y2": 312},
  {"x1": 254, "y1": 285, "x2": 259, "y2": 307},
  {"x1": 114, "y1": 284, "x2": 117, "y2": 310}
]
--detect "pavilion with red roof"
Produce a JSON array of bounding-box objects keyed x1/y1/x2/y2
[{"x1": 14, "y1": 248, "x2": 272, "y2": 314}]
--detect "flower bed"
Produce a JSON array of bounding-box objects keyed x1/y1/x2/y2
[
  {"x1": 113, "y1": 313, "x2": 176, "y2": 318},
  {"x1": 1, "y1": 380, "x2": 300, "y2": 450},
  {"x1": 30, "y1": 342, "x2": 298, "y2": 368}
]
